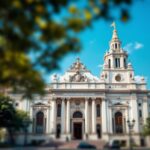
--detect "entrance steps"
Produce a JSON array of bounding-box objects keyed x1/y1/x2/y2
[{"x1": 58, "y1": 139, "x2": 106, "y2": 149}]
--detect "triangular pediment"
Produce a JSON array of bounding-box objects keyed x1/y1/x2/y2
[{"x1": 51, "y1": 58, "x2": 100, "y2": 83}]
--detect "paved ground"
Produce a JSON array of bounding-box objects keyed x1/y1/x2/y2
[
  {"x1": 0, "y1": 140, "x2": 105, "y2": 149},
  {"x1": 0, "y1": 140, "x2": 150, "y2": 150}
]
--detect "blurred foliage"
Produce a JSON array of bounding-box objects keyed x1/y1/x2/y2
[
  {"x1": 0, "y1": 95, "x2": 31, "y2": 144},
  {"x1": 0, "y1": 128, "x2": 7, "y2": 142},
  {"x1": 0, "y1": 0, "x2": 136, "y2": 98},
  {"x1": 143, "y1": 117, "x2": 150, "y2": 136}
]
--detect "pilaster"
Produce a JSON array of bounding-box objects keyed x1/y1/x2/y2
[
  {"x1": 89, "y1": 98, "x2": 97, "y2": 140},
  {"x1": 101, "y1": 98, "x2": 109, "y2": 140},
  {"x1": 130, "y1": 94, "x2": 140, "y2": 133},
  {"x1": 85, "y1": 97, "x2": 89, "y2": 134},
  {"x1": 61, "y1": 98, "x2": 66, "y2": 134},
  {"x1": 143, "y1": 97, "x2": 148, "y2": 124},
  {"x1": 51, "y1": 97, "x2": 56, "y2": 137}
]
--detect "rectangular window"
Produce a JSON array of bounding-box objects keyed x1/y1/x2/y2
[
  {"x1": 115, "y1": 58, "x2": 118, "y2": 68},
  {"x1": 115, "y1": 58, "x2": 120, "y2": 68},
  {"x1": 124, "y1": 58, "x2": 126, "y2": 68},
  {"x1": 118, "y1": 58, "x2": 120, "y2": 68},
  {"x1": 139, "y1": 110, "x2": 142, "y2": 117},
  {"x1": 115, "y1": 43, "x2": 117, "y2": 49},
  {"x1": 57, "y1": 104, "x2": 61, "y2": 117},
  {"x1": 108, "y1": 59, "x2": 111, "y2": 68},
  {"x1": 96, "y1": 104, "x2": 101, "y2": 117}
]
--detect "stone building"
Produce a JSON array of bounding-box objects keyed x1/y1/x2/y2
[{"x1": 10, "y1": 24, "x2": 150, "y2": 146}]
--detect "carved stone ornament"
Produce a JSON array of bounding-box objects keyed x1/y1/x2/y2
[
  {"x1": 69, "y1": 71, "x2": 87, "y2": 82},
  {"x1": 68, "y1": 57, "x2": 89, "y2": 72}
]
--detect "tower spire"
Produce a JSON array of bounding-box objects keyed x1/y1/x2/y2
[
  {"x1": 111, "y1": 21, "x2": 119, "y2": 40},
  {"x1": 109, "y1": 21, "x2": 121, "y2": 51}
]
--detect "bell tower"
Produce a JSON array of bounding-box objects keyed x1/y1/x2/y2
[
  {"x1": 100, "y1": 22, "x2": 136, "y2": 84},
  {"x1": 104, "y1": 22, "x2": 128, "y2": 69}
]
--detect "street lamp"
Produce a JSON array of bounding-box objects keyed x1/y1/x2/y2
[{"x1": 127, "y1": 119, "x2": 135, "y2": 150}]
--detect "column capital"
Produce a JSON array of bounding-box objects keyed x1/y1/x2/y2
[
  {"x1": 61, "y1": 97, "x2": 65, "y2": 101},
  {"x1": 91, "y1": 97, "x2": 97, "y2": 101},
  {"x1": 84, "y1": 97, "x2": 90, "y2": 101},
  {"x1": 51, "y1": 97, "x2": 57, "y2": 101},
  {"x1": 65, "y1": 97, "x2": 71, "y2": 101},
  {"x1": 102, "y1": 97, "x2": 107, "y2": 101},
  {"x1": 60, "y1": 97, "x2": 71, "y2": 101}
]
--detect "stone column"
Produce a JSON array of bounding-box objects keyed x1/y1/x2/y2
[
  {"x1": 109, "y1": 107, "x2": 113, "y2": 134},
  {"x1": 143, "y1": 98, "x2": 148, "y2": 124},
  {"x1": 66, "y1": 98, "x2": 71, "y2": 139},
  {"x1": 125, "y1": 108, "x2": 129, "y2": 133},
  {"x1": 61, "y1": 98, "x2": 65, "y2": 134},
  {"x1": 121, "y1": 56, "x2": 124, "y2": 68},
  {"x1": 92, "y1": 98, "x2": 96, "y2": 133},
  {"x1": 101, "y1": 98, "x2": 109, "y2": 140},
  {"x1": 131, "y1": 94, "x2": 139, "y2": 133},
  {"x1": 46, "y1": 108, "x2": 49, "y2": 133},
  {"x1": 101, "y1": 98, "x2": 107, "y2": 133},
  {"x1": 85, "y1": 97, "x2": 89, "y2": 139},
  {"x1": 51, "y1": 98, "x2": 56, "y2": 137},
  {"x1": 130, "y1": 94, "x2": 140, "y2": 145}
]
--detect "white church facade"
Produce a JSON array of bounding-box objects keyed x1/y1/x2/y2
[{"x1": 10, "y1": 24, "x2": 150, "y2": 146}]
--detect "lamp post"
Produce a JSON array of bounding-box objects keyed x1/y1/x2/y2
[{"x1": 127, "y1": 119, "x2": 135, "y2": 150}]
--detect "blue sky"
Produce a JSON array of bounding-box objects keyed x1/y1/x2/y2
[{"x1": 47, "y1": 0, "x2": 150, "y2": 88}]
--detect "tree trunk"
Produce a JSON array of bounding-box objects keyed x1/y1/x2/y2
[{"x1": 7, "y1": 128, "x2": 15, "y2": 145}]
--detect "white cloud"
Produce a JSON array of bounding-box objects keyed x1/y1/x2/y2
[
  {"x1": 98, "y1": 64, "x2": 103, "y2": 68},
  {"x1": 123, "y1": 42, "x2": 144, "y2": 53},
  {"x1": 134, "y1": 42, "x2": 143, "y2": 49}
]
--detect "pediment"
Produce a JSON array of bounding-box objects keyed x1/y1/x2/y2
[{"x1": 51, "y1": 57, "x2": 100, "y2": 83}]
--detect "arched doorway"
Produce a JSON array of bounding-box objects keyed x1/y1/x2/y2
[
  {"x1": 36, "y1": 111, "x2": 44, "y2": 134},
  {"x1": 56, "y1": 124, "x2": 61, "y2": 138},
  {"x1": 73, "y1": 111, "x2": 83, "y2": 139},
  {"x1": 115, "y1": 112, "x2": 123, "y2": 133},
  {"x1": 73, "y1": 111, "x2": 83, "y2": 118}
]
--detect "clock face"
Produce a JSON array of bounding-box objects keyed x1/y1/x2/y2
[{"x1": 115, "y1": 74, "x2": 121, "y2": 82}]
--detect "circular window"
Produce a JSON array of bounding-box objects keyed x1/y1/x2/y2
[{"x1": 115, "y1": 74, "x2": 121, "y2": 82}]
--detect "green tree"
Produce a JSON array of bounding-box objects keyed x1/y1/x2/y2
[
  {"x1": 0, "y1": 95, "x2": 30, "y2": 145},
  {"x1": 143, "y1": 117, "x2": 150, "y2": 136},
  {"x1": 0, "y1": 0, "x2": 136, "y2": 98}
]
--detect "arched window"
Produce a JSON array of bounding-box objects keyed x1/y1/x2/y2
[
  {"x1": 57, "y1": 104, "x2": 61, "y2": 117},
  {"x1": 36, "y1": 111, "x2": 44, "y2": 134},
  {"x1": 115, "y1": 112, "x2": 123, "y2": 133},
  {"x1": 124, "y1": 58, "x2": 126, "y2": 68},
  {"x1": 115, "y1": 43, "x2": 117, "y2": 49},
  {"x1": 73, "y1": 111, "x2": 83, "y2": 118},
  {"x1": 96, "y1": 104, "x2": 101, "y2": 117},
  {"x1": 108, "y1": 59, "x2": 111, "y2": 68},
  {"x1": 56, "y1": 124, "x2": 61, "y2": 138},
  {"x1": 96, "y1": 124, "x2": 101, "y2": 138}
]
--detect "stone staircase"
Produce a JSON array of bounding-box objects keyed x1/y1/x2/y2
[{"x1": 58, "y1": 140, "x2": 106, "y2": 149}]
